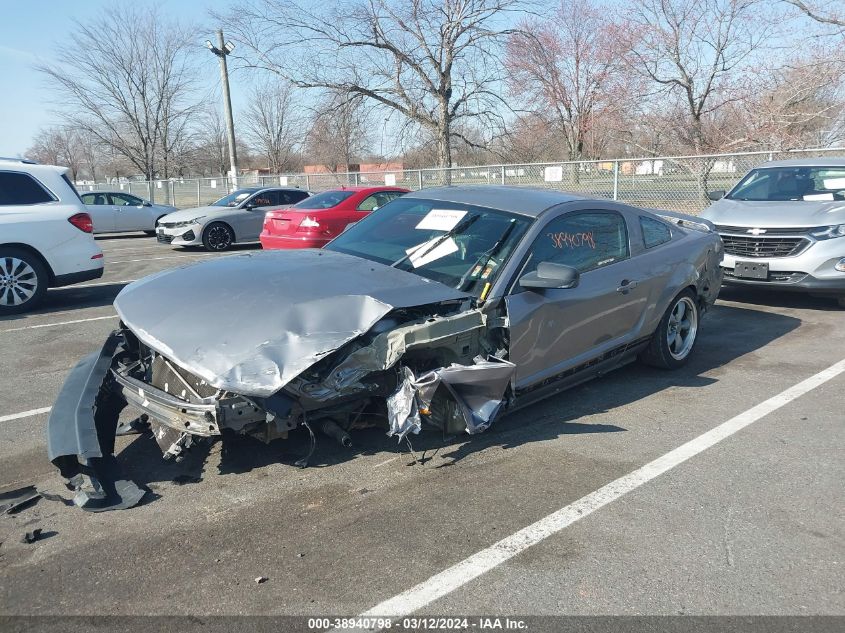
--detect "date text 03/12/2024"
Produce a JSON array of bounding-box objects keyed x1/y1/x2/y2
[{"x1": 307, "y1": 617, "x2": 529, "y2": 630}]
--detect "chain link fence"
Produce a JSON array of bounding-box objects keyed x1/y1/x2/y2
[{"x1": 80, "y1": 147, "x2": 845, "y2": 214}]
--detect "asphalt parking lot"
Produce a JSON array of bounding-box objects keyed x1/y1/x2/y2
[{"x1": 0, "y1": 233, "x2": 843, "y2": 621}]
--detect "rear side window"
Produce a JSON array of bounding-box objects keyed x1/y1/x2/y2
[
  {"x1": 640, "y1": 216, "x2": 672, "y2": 249},
  {"x1": 279, "y1": 190, "x2": 309, "y2": 205},
  {"x1": 0, "y1": 172, "x2": 57, "y2": 206}
]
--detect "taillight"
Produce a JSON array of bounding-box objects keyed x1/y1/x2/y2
[
  {"x1": 68, "y1": 212, "x2": 93, "y2": 233},
  {"x1": 297, "y1": 217, "x2": 320, "y2": 232}
]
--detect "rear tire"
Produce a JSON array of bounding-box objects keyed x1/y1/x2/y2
[
  {"x1": 0, "y1": 247, "x2": 48, "y2": 315},
  {"x1": 640, "y1": 289, "x2": 700, "y2": 369},
  {"x1": 202, "y1": 222, "x2": 235, "y2": 251}
]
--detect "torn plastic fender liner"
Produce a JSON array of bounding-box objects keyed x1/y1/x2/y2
[
  {"x1": 46, "y1": 330, "x2": 145, "y2": 511},
  {"x1": 387, "y1": 357, "x2": 516, "y2": 439}
]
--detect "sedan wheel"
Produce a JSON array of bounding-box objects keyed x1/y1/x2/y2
[
  {"x1": 666, "y1": 296, "x2": 698, "y2": 361},
  {"x1": 640, "y1": 289, "x2": 700, "y2": 369},
  {"x1": 202, "y1": 222, "x2": 235, "y2": 251},
  {"x1": 0, "y1": 248, "x2": 48, "y2": 315}
]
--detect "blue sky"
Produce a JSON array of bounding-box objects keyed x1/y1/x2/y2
[{"x1": 0, "y1": 0, "x2": 238, "y2": 156}]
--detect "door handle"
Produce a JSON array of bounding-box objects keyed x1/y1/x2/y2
[{"x1": 617, "y1": 279, "x2": 639, "y2": 292}]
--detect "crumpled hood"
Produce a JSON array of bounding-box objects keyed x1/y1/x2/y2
[
  {"x1": 158, "y1": 205, "x2": 227, "y2": 223},
  {"x1": 114, "y1": 249, "x2": 469, "y2": 397},
  {"x1": 701, "y1": 198, "x2": 845, "y2": 228}
]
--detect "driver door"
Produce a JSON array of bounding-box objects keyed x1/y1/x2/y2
[{"x1": 505, "y1": 210, "x2": 649, "y2": 390}]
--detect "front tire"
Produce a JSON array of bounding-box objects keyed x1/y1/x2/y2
[
  {"x1": 202, "y1": 222, "x2": 235, "y2": 251},
  {"x1": 0, "y1": 248, "x2": 48, "y2": 315},
  {"x1": 640, "y1": 289, "x2": 700, "y2": 369}
]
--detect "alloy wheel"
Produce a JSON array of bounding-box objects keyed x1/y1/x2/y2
[
  {"x1": 666, "y1": 296, "x2": 698, "y2": 361},
  {"x1": 206, "y1": 225, "x2": 232, "y2": 250},
  {"x1": 0, "y1": 257, "x2": 38, "y2": 307}
]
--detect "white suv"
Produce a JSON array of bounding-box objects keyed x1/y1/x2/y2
[{"x1": 0, "y1": 158, "x2": 104, "y2": 314}]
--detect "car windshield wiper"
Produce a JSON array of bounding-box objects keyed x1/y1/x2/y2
[
  {"x1": 455, "y1": 219, "x2": 518, "y2": 292},
  {"x1": 390, "y1": 213, "x2": 481, "y2": 269}
]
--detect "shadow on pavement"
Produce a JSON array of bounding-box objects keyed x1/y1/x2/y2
[
  {"x1": 718, "y1": 286, "x2": 843, "y2": 312},
  {"x1": 114, "y1": 303, "x2": 801, "y2": 495},
  {"x1": 0, "y1": 283, "x2": 130, "y2": 324}
]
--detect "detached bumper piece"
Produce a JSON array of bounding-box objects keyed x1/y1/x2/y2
[
  {"x1": 46, "y1": 331, "x2": 146, "y2": 512},
  {"x1": 387, "y1": 356, "x2": 516, "y2": 441}
]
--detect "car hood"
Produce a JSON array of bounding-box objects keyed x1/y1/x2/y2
[
  {"x1": 158, "y1": 205, "x2": 233, "y2": 223},
  {"x1": 113, "y1": 249, "x2": 470, "y2": 397},
  {"x1": 701, "y1": 198, "x2": 845, "y2": 228}
]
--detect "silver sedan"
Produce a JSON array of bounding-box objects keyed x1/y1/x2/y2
[{"x1": 80, "y1": 191, "x2": 177, "y2": 235}]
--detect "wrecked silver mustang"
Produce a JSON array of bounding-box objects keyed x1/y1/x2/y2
[{"x1": 47, "y1": 186, "x2": 723, "y2": 510}]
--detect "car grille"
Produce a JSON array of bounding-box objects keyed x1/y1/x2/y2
[
  {"x1": 718, "y1": 233, "x2": 810, "y2": 258},
  {"x1": 157, "y1": 233, "x2": 174, "y2": 244}
]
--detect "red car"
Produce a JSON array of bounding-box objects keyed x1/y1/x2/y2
[{"x1": 260, "y1": 186, "x2": 410, "y2": 249}]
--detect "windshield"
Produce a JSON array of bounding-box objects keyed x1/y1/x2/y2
[
  {"x1": 727, "y1": 167, "x2": 845, "y2": 202},
  {"x1": 325, "y1": 197, "x2": 532, "y2": 296},
  {"x1": 212, "y1": 188, "x2": 260, "y2": 207},
  {"x1": 293, "y1": 189, "x2": 356, "y2": 209}
]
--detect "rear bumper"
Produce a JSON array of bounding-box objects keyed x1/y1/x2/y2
[
  {"x1": 52, "y1": 266, "x2": 104, "y2": 288},
  {"x1": 260, "y1": 233, "x2": 331, "y2": 249}
]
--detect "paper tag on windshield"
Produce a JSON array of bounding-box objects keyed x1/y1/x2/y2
[
  {"x1": 803, "y1": 193, "x2": 834, "y2": 201},
  {"x1": 416, "y1": 209, "x2": 466, "y2": 231},
  {"x1": 407, "y1": 237, "x2": 459, "y2": 268},
  {"x1": 823, "y1": 178, "x2": 845, "y2": 189}
]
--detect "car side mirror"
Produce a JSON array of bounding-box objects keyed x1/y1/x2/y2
[
  {"x1": 707, "y1": 190, "x2": 725, "y2": 201},
  {"x1": 243, "y1": 201, "x2": 256, "y2": 209},
  {"x1": 143, "y1": 201, "x2": 152, "y2": 207},
  {"x1": 519, "y1": 262, "x2": 579, "y2": 290}
]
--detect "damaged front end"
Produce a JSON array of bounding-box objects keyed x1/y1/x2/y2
[{"x1": 47, "y1": 254, "x2": 515, "y2": 511}]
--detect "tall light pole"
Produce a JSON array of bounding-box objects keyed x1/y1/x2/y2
[{"x1": 206, "y1": 30, "x2": 238, "y2": 188}]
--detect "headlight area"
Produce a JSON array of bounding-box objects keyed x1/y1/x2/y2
[
  {"x1": 835, "y1": 258, "x2": 845, "y2": 273},
  {"x1": 168, "y1": 216, "x2": 205, "y2": 229},
  {"x1": 810, "y1": 224, "x2": 845, "y2": 240}
]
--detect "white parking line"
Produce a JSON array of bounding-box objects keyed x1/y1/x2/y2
[
  {"x1": 1, "y1": 315, "x2": 118, "y2": 332},
  {"x1": 0, "y1": 407, "x2": 51, "y2": 423},
  {"x1": 356, "y1": 358, "x2": 845, "y2": 624},
  {"x1": 61, "y1": 279, "x2": 136, "y2": 288},
  {"x1": 107, "y1": 254, "x2": 213, "y2": 264}
]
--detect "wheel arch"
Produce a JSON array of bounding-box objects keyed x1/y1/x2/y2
[{"x1": 0, "y1": 242, "x2": 56, "y2": 284}]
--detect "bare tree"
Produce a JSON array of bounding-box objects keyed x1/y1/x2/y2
[
  {"x1": 222, "y1": 0, "x2": 521, "y2": 168},
  {"x1": 244, "y1": 80, "x2": 303, "y2": 173},
  {"x1": 623, "y1": 0, "x2": 769, "y2": 153},
  {"x1": 506, "y1": 0, "x2": 635, "y2": 163},
  {"x1": 722, "y1": 53, "x2": 845, "y2": 149},
  {"x1": 305, "y1": 93, "x2": 371, "y2": 171},
  {"x1": 784, "y1": 0, "x2": 844, "y2": 33},
  {"x1": 27, "y1": 126, "x2": 84, "y2": 180},
  {"x1": 38, "y1": 4, "x2": 200, "y2": 180}
]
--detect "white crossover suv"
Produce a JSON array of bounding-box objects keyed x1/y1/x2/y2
[
  {"x1": 701, "y1": 158, "x2": 845, "y2": 307},
  {"x1": 0, "y1": 158, "x2": 104, "y2": 314}
]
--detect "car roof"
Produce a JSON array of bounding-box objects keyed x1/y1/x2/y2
[
  {"x1": 756, "y1": 157, "x2": 845, "y2": 168},
  {"x1": 403, "y1": 185, "x2": 587, "y2": 217}
]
